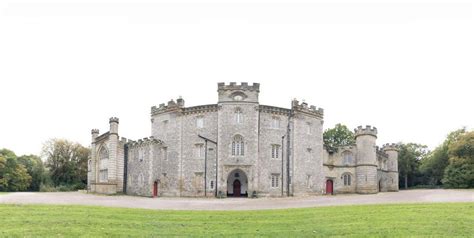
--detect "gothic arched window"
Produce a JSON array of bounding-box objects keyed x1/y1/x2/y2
[
  {"x1": 343, "y1": 173, "x2": 351, "y2": 186},
  {"x1": 98, "y1": 146, "x2": 108, "y2": 182},
  {"x1": 232, "y1": 135, "x2": 244, "y2": 156},
  {"x1": 234, "y1": 108, "x2": 243, "y2": 124}
]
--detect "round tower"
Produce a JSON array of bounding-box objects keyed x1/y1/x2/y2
[
  {"x1": 382, "y1": 143, "x2": 399, "y2": 192},
  {"x1": 354, "y1": 125, "x2": 378, "y2": 194}
]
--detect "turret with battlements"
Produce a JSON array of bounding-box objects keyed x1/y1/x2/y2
[
  {"x1": 382, "y1": 143, "x2": 399, "y2": 191},
  {"x1": 217, "y1": 82, "x2": 260, "y2": 103},
  {"x1": 355, "y1": 125, "x2": 378, "y2": 194}
]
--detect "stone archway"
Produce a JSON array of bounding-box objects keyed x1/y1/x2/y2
[{"x1": 227, "y1": 169, "x2": 248, "y2": 197}]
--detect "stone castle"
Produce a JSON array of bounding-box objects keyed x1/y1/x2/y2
[{"x1": 87, "y1": 82, "x2": 399, "y2": 197}]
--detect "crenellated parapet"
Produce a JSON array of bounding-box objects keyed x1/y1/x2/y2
[
  {"x1": 151, "y1": 97, "x2": 185, "y2": 116},
  {"x1": 376, "y1": 146, "x2": 389, "y2": 158},
  {"x1": 291, "y1": 99, "x2": 324, "y2": 118},
  {"x1": 382, "y1": 143, "x2": 399, "y2": 152},
  {"x1": 183, "y1": 104, "x2": 218, "y2": 115},
  {"x1": 109, "y1": 117, "x2": 119, "y2": 124},
  {"x1": 127, "y1": 136, "x2": 164, "y2": 148},
  {"x1": 217, "y1": 82, "x2": 260, "y2": 92},
  {"x1": 354, "y1": 125, "x2": 377, "y2": 138},
  {"x1": 259, "y1": 105, "x2": 291, "y2": 116}
]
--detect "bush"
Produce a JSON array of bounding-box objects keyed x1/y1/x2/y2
[{"x1": 39, "y1": 183, "x2": 84, "y2": 192}]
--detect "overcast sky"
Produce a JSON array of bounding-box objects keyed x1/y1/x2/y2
[{"x1": 1, "y1": 0, "x2": 473, "y2": 156}]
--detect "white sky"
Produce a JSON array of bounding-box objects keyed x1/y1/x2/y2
[{"x1": 1, "y1": 0, "x2": 473, "y2": 156}]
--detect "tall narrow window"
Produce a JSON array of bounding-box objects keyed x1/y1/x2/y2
[
  {"x1": 209, "y1": 180, "x2": 214, "y2": 190},
  {"x1": 271, "y1": 174, "x2": 280, "y2": 188},
  {"x1": 343, "y1": 174, "x2": 351, "y2": 186},
  {"x1": 163, "y1": 120, "x2": 169, "y2": 131},
  {"x1": 195, "y1": 144, "x2": 204, "y2": 158},
  {"x1": 306, "y1": 148, "x2": 312, "y2": 161},
  {"x1": 98, "y1": 146, "x2": 108, "y2": 182},
  {"x1": 271, "y1": 144, "x2": 280, "y2": 159},
  {"x1": 232, "y1": 135, "x2": 244, "y2": 156},
  {"x1": 234, "y1": 108, "x2": 243, "y2": 124},
  {"x1": 196, "y1": 116, "x2": 204, "y2": 128},
  {"x1": 162, "y1": 147, "x2": 168, "y2": 160},
  {"x1": 271, "y1": 116, "x2": 280, "y2": 129}
]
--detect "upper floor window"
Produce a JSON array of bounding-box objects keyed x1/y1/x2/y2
[
  {"x1": 271, "y1": 144, "x2": 280, "y2": 159},
  {"x1": 306, "y1": 148, "x2": 312, "y2": 160},
  {"x1": 234, "y1": 108, "x2": 243, "y2": 124},
  {"x1": 271, "y1": 116, "x2": 280, "y2": 129},
  {"x1": 163, "y1": 120, "x2": 169, "y2": 131},
  {"x1": 343, "y1": 151, "x2": 353, "y2": 164},
  {"x1": 138, "y1": 149, "x2": 144, "y2": 162},
  {"x1": 232, "y1": 135, "x2": 244, "y2": 156},
  {"x1": 88, "y1": 160, "x2": 92, "y2": 172},
  {"x1": 98, "y1": 146, "x2": 108, "y2": 182},
  {"x1": 343, "y1": 173, "x2": 352, "y2": 186},
  {"x1": 196, "y1": 116, "x2": 204, "y2": 128},
  {"x1": 195, "y1": 143, "x2": 204, "y2": 158}
]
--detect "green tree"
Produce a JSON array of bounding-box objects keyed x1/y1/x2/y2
[
  {"x1": 42, "y1": 139, "x2": 90, "y2": 189},
  {"x1": 17, "y1": 155, "x2": 46, "y2": 191},
  {"x1": 0, "y1": 149, "x2": 32, "y2": 192},
  {"x1": 420, "y1": 128, "x2": 466, "y2": 186},
  {"x1": 442, "y1": 131, "x2": 474, "y2": 188},
  {"x1": 323, "y1": 123, "x2": 355, "y2": 152},
  {"x1": 398, "y1": 143, "x2": 428, "y2": 189}
]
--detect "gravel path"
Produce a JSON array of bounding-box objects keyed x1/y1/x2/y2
[{"x1": 0, "y1": 189, "x2": 472, "y2": 211}]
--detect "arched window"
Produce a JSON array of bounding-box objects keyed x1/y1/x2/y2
[
  {"x1": 232, "y1": 135, "x2": 244, "y2": 156},
  {"x1": 343, "y1": 151, "x2": 353, "y2": 164},
  {"x1": 343, "y1": 173, "x2": 351, "y2": 186},
  {"x1": 234, "y1": 108, "x2": 243, "y2": 124},
  {"x1": 98, "y1": 146, "x2": 108, "y2": 182},
  {"x1": 88, "y1": 160, "x2": 92, "y2": 172}
]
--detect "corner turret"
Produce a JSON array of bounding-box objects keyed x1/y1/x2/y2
[
  {"x1": 355, "y1": 125, "x2": 378, "y2": 194},
  {"x1": 383, "y1": 143, "x2": 399, "y2": 192}
]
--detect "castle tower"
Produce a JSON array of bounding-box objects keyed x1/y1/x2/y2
[
  {"x1": 88, "y1": 129, "x2": 100, "y2": 190},
  {"x1": 108, "y1": 117, "x2": 122, "y2": 192},
  {"x1": 383, "y1": 143, "x2": 399, "y2": 192},
  {"x1": 217, "y1": 82, "x2": 260, "y2": 197},
  {"x1": 354, "y1": 125, "x2": 378, "y2": 194}
]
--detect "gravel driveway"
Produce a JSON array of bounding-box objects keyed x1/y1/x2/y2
[{"x1": 0, "y1": 189, "x2": 472, "y2": 211}]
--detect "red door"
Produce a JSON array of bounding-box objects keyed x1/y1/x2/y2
[
  {"x1": 233, "y1": 180, "x2": 241, "y2": 197},
  {"x1": 153, "y1": 181, "x2": 158, "y2": 197},
  {"x1": 326, "y1": 180, "x2": 333, "y2": 195}
]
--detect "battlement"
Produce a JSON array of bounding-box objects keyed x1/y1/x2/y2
[
  {"x1": 217, "y1": 82, "x2": 260, "y2": 92},
  {"x1": 91, "y1": 129, "x2": 100, "y2": 135},
  {"x1": 291, "y1": 99, "x2": 324, "y2": 118},
  {"x1": 127, "y1": 136, "x2": 164, "y2": 148},
  {"x1": 376, "y1": 146, "x2": 389, "y2": 158},
  {"x1": 382, "y1": 143, "x2": 399, "y2": 151},
  {"x1": 151, "y1": 98, "x2": 185, "y2": 116},
  {"x1": 354, "y1": 125, "x2": 378, "y2": 138},
  {"x1": 109, "y1": 117, "x2": 119, "y2": 124}
]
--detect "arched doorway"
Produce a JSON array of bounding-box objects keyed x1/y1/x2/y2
[
  {"x1": 326, "y1": 179, "x2": 333, "y2": 195},
  {"x1": 227, "y1": 169, "x2": 248, "y2": 197}
]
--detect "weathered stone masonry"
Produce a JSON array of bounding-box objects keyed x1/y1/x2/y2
[{"x1": 87, "y1": 82, "x2": 399, "y2": 197}]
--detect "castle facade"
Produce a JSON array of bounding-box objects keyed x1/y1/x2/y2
[{"x1": 87, "y1": 83, "x2": 399, "y2": 197}]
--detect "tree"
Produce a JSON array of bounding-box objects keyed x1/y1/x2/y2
[
  {"x1": 17, "y1": 155, "x2": 46, "y2": 191},
  {"x1": 42, "y1": 139, "x2": 90, "y2": 189},
  {"x1": 323, "y1": 123, "x2": 355, "y2": 152},
  {"x1": 0, "y1": 149, "x2": 32, "y2": 192},
  {"x1": 442, "y1": 131, "x2": 474, "y2": 188},
  {"x1": 398, "y1": 143, "x2": 428, "y2": 189},
  {"x1": 420, "y1": 128, "x2": 466, "y2": 186}
]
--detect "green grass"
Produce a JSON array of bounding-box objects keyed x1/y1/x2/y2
[
  {"x1": 0, "y1": 192, "x2": 8, "y2": 195},
  {"x1": 0, "y1": 203, "x2": 473, "y2": 237}
]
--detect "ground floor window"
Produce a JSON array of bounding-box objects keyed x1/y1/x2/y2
[
  {"x1": 271, "y1": 174, "x2": 280, "y2": 188},
  {"x1": 209, "y1": 180, "x2": 214, "y2": 190},
  {"x1": 343, "y1": 174, "x2": 351, "y2": 186}
]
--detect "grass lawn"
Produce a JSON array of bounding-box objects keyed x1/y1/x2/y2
[
  {"x1": 0, "y1": 203, "x2": 473, "y2": 237},
  {"x1": 0, "y1": 192, "x2": 8, "y2": 195}
]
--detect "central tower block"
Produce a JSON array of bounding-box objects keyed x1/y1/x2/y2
[{"x1": 354, "y1": 125, "x2": 378, "y2": 194}]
